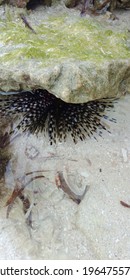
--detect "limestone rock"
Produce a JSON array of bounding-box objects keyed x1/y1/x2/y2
[{"x1": 0, "y1": 5, "x2": 130, "y2": 102}]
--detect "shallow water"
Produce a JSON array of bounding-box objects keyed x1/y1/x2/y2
[{"x1": 0, "y1": 94, "x2": 130, "y2": 259}]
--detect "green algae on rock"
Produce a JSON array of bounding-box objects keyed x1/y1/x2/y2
[
  {"x1": 0, "y1": 7, "x2": 130, "y2": 102},
  {"x1": 0, "y1": 12, "x2": 130, "y2": 63}
]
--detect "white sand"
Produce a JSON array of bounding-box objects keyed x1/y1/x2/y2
[{"x1": 0, "y1": 94, "x2": 130, "y2": 259}]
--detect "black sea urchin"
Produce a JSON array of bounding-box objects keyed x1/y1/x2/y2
[{"x1": 0, "y1": 89, "x2": 116, "y2": 144}]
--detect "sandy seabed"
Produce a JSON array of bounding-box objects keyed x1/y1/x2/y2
[{"x1": 0, "y1": 94, "x2": 130, "y2": 260}]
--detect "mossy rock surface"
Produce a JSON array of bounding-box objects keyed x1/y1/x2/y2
[{"x1": 0, "y1": 5, "x2": 130, "y2": 102}]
